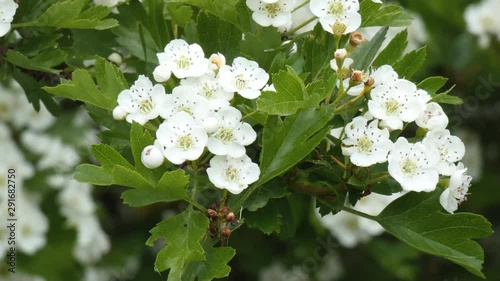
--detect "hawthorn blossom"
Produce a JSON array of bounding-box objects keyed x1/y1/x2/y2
[
  {"x1": 0, "y1": 0, "x2": 18, "y2": 37},
  {"x1": 370, "y1": 65, "x2": 398, "y2": 88},
  {"x1": 207, "y1": 155, "x2": 260, "y2": 194},
  {"x1": 218, "y1": 57, "x2": 269, "y2": 99},
  {"x1": 156, "y1": 112, "x2": 208, "y2": 165},
  {"x1": 114, "y1": 75, "x2": 167, "y2": 125},
  {"x1": 17, "y1": 194, "x2": 49, "y2": 255},
  {"x1": 318, "y1": 193, "x2": 402, "y2": 248},
  {"x1": 141, "y1": 140, "x2": 165, "y2": 169},
  {"x1": 155, "y1": 39, "x2": 210, "y2": 80},
  {"x1": 160, "y1": 85, "x2": 212, "y2": 123},
  {"x1": 416, "y1": 102, "x2": 449, "y2": 131},
  {"x1": 309, "y1": 0, "x2": 361, "y2": 35},
  {"x1": 368, "y1": 79, "x2": 429, "y2": 130},
  {"x1": 74, "y1": 216, "x2": 111, "y2": 264},
  {"x1": 422, "y1": 130, "x2": 465, "y2": 176},
  {"x1": 181, "y1": 72, "x2": 234, "y2": 110},
  {"x1": 388, "y1": 137, "x2": 440, "y2": 192},
  {"x1": 439, "y1": 163, "x2": 472, "y2": 214},
  {"x1": 207, "y1": 107, "x2": 257, "y2": 158},
  {"x1": 208, "y1": 53, "x2": 226, "y2": 70},
  {"x1": 246, "y1": 0, "x2": 295, "y2": 28},
  {"x1": 464, "y1": 0, "x2": 500, "y2": 48},
  {"x1": 341, "y1": 116, "x2": 393, "y2": 167}
]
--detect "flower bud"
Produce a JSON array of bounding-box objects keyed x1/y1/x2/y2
[
  {"x1": 220, "y1": 227, "x2": 231, "y2": 238},
  {"x1": 112, "y1": 106, "x2": 128, "y2": 120},
  {"x1": 206, "y1": 209, "x2": 218, "y2": 218},
  {"x1": 334, "y1": 48, "x2": 347, "y2": 59},
  {"x1": 153, "y1": 64, "x2": 171, "y2": 83},
  {"x1": 226, "y1": 212, "x2": 236, "y2": 222},
  {"x1": 203, "y1": 117, "x2": 219, "y2": 133},
  {"x1": 141, "y1": 145, "x2": 164, "y2": 169},
  {"x1": 107, "y1": 52, "x2": 123, "y2": 65},
  {"x1": 209, "y1": 53, "x2": 226, "y2": 70},
  {"x1": 349, "y1": 32, "x2": 366, "y2": 47},
  {"x1": 219, "y1": 206, "x2": 230, "y2": 217}
]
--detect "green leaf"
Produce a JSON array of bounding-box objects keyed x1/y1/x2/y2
[
  {"x1": 183, "y1": 246, "x2": 236, "y2": 281},
  {"x1": 431, "y1": 89, "x2": 463, "y2": 105},
  {"x1": 166, "y1": 4, "x2": 193, "y2": 27},
  {"x1": 377, "y1": 191, "x2": 492, "y2": 278},
  {"x1": 142, "y1": 0, "x2": 171, "y2": 49},
  {"x1": 197, "y1": 12, "x2": 241, "y2": 62},
  {"x1": 232, "y1": 178, "x2": 290, "y2": 211},
  {"x1": 258, "y1": 106, "x2": 334, "y2": 186},
  {"x1": 91, "y1": 143, "x2": 135, "y2": 171},
  {"x1": 5, "y1": 49, "x2": 66, "y2": 74},
  {"x1": 73, "y1": 164, "x2": 114, "y2": 186},
  {"x1": 121, "y1": 170, "x2": 190, "y2": 207},
  {"x1": 360, "y1": 1, "x2": 413, "y2": 27},
  {"x1": 303, "y1": 24, "x2": 336, "y2": 81},
  {"x1": 166, "y1": 0, "x2": 241, "y2": 30},
  {"x1": 256, "y1": 66, "x2": 307, "y2": 116},
  {"x1": 43, "y1": 58, "x2": 126, "y2": 110},
  {"x1": 146, "y1": 208, "x2": 209, "y2": 278},
  {"x1": 417, "y1": 76, "x2": 448, "y2": 95},
  {"x1": 22, "y1": 0, "x2": 118, "y2": 29},
  {"x1": 393, "y1": 47, "x2": 427, "y2": 79},
  {"x1": 373, "y1": 30, "x2": 408, "y2": 67},
  {"x1": 111, "y1": 165, "x2": 153, "y2": 189},
  {"x1": 351, "y1": 27, "x2": 388, "y2": 70},
  {"x1": 240, "y1": 27, "x2": 282, "y2": 70},
  {"x1": 12, "y1": 69, "x2": 60, "y2": 116},
  {"x1": 245, "y1": 203, "x2": 282, "y2": 234}
]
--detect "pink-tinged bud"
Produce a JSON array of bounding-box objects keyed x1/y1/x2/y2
[
  {"x1": 209, "y1": 53, "x2": 226, "y2": 70},
  {"x1": 334, "y1": 48, "x2": 348, "y2": 59}
]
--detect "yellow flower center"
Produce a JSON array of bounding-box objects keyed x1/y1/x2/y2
[
  {"x1": 139, "y1": 99, "x2": 154, "y2": 114},
  {"x1": 357, "y1": 137, "x2": 373, "y2": 153},
  {"x1": 329, "y1": 2, "x2": 344, "y2": 17},
  {"x1": 215, "y1": 129, "x2": 234, "y2": 143},
  {"x1": 225, "y1": 167, "x2": 238, "y2": 181},
  {"x1": 265, "y1": 3, "x2": 281, "y2": 17},
  {"x1": 176, "y1": 55, "x2": 191, "y2": 69},
  {"x1": 177, "y1": 135, "x2": 194, "y2": 150},
  {"x1": 401, "y1": 158, "x2": 417, "y2": 176},
  {"x1": 385, "y1": 100, "x2": 400, "y2": 115}
]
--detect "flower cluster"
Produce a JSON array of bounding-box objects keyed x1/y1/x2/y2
[
  {"x1": 245, "y1": 0, "x2": 384, "y2": 34},
  {"x1": 464, "y1": 0, "x2": 500, "y2": 48},
  {"x1": 113, "y1": 39, "x2": 267, "y2": 194},
  {"x1": 331, "y1": 58, "x2": 470, "y2": 214}
]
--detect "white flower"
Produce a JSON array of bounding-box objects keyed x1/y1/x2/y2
[
  {"x1": 181, "y1": 72, "x2": 234, "y2": 110},
  {"x1": 58, "y1": 180, "x2": 96, "y2": 224},
  {"x1": 318, "y1": 193, "x2": 402, "y2": 248},
  {"x1": 288, "y1": 0, "x2": 318, "y2": 34},
  {"x1": 17, "y1": 193, "x2": 49, "y2": 255},
  {"x1": 207, "y1": 107, "x2": 257, "y2": 158},
  {"x1": 330, "y1": 57, "x2": 353, "y2": 73},
  {"x1": 370, "y1": 64, "x2": 398, "y2": 88},
  {"x1": 464, "y1": 0, "x2": 500, "y2": 48},
  {"x1": 107, "y1": 52, "x2": 123, "y2": 64},
  {"x1": 388, "y1": 138, "x2": 440, "y2": 192},
  {"x1": 368, "y1": 79, "x2": 429, "y2": 130},
  {"x1": 21, "y1": 132, "x2": 80, "y2": 171},
  {"x1": 0, "y1": 0, "x2": 18, "y2": 37},
  {"x1": 115, "y1": 75, "x2": 167, "y2": 125},
  {"x1": 246, "y1": 0, "x2": 295, "y2": 28},
  {"x1": 422, "y1": 129, "x2": 465, "y2": 176},
  {"x1": 218, "y1": 57, "x2": 269, "y2": 99},
  {"x1": 141, "y1": 141, "x2": 164, "y2": 169},
  {"x1": 155, "y1": 39, "x2": 210, "y2": 79},
  {"x1": 262, "y1": 84, "x2": 277, "y2": 92},
  {"x1": 93, "y1": 0, "x2": 125, "y2": 13},
  {"x1": 416, "y1": 102, "x2": 449, "y2": 131},
  {"x1": 160, "y1": 85, "x2": 213, "y2": 122},
  {"x1": 439, "y1": 163, "x2": 472, "y2": 214},
  {"x1": 207, "y1": 155, "x2": 260, "y2": 194},
  {"x1": 341, "y1": 117, "x2": 393, "y2": 167},
  {"x1": 74, "y1": 216, "x2": 111, "y2": 264},
  {"x1": 309, "y1": 0, "x2": 361, "y2": 35},
  {"x1": 156, "y1": 111, "x2": 208, "y2": 165},
  {"x1": 334, "y1": 48, "x2": 347, "y2": 59}
]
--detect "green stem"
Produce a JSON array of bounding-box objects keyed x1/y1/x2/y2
[
  {"x1": 292, "y1": 0, "x2": 310, "y2": 13},
  {"x1": 188, "y1": 166, "x2": 207, "y2": 212},
  {"x1": 242, "y1": 110, "x2": 258, "y2": 120},
  {"x1": 366, "y1": 174, "x2": 391, "y2": 185},
  {"x1": 341, "y1": 206, "x2": 378, "y2": 221},
  {"x1": 333, "y1": 103, "x2": 364, "y2": 114},
  {"x1": 284, "y1": 16, "x2": 317, "y2": 36},
  {"x1": 335, "y1": 88, "x2": 365, "y2": 112}
]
